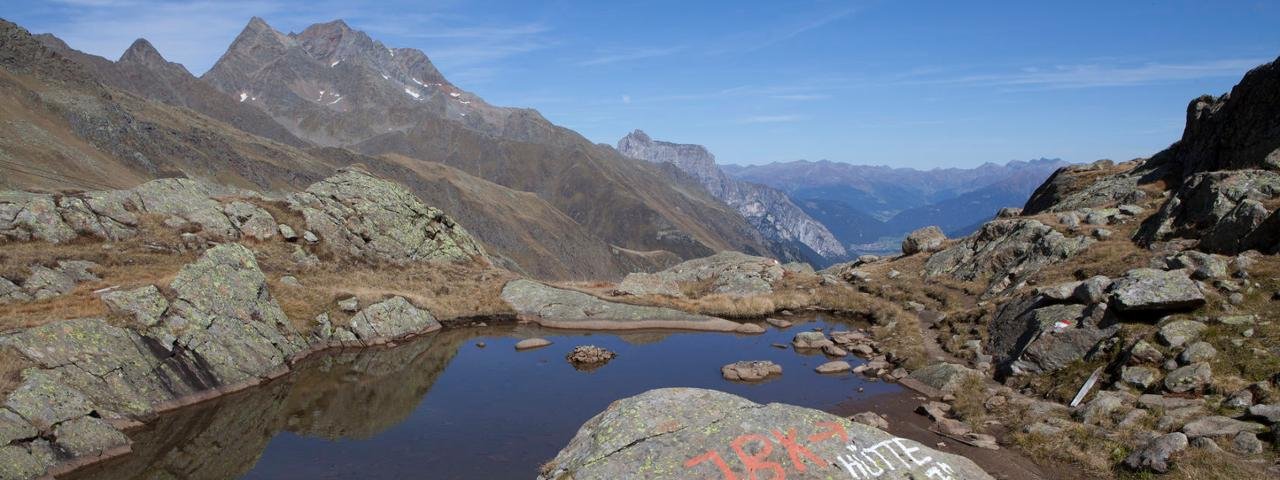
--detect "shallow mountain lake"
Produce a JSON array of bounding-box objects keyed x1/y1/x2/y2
[{"x1": 68, "y1": 315, "x2": 901, "y2": 479}]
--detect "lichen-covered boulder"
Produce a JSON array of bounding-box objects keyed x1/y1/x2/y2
[
  {"x1": 101, "y1": 285, "x2": 168, "y2": 327},
  {"x1": 288, "y1": 169, "x2": 485, "y2": 264},
  {"x1": 901, "y1": 226, "x2": 946, "y2": 255},
  {"x1": 1135, "y1": 170, "x2": 1280, "y2": 254},
  {"x1": 924, "y1": 219, "x2": 1093, "y2": 295},
  {"x1": 1110, "y1": 269, "x2": 1206, "y2": 313},
  {"x1": 502, "y1": 280, "x2": 758, "y2": 333},
  {"x1": 615, "y1": 272, "x2": 683, "y2": 297},
  {"x1": 538, "y1": 388, "x2": 993, "y2": 480},
  {"x1": 340, "y1": 296, "x2": 440, "y2": 346},
  {"x1": 907, "y1": 363, "x2": 982, "y2": 393},
  {"x1": 222, "y1": 201, "x2": 277, "y2": 240},
  {"x1": 626, "y1": 251, "x2": 785, "y2": 297}
]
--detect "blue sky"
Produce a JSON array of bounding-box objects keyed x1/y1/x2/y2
[{"x1": 5, "y1": 1, "x2": 1280, "y2": 168}]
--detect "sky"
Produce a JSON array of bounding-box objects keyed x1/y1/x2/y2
[{"x1": 4, "y1": 0, "x2": 1280, "y2": 168}]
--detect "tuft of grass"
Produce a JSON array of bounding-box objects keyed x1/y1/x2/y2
[{"x1": 0, "y1": 346, "x2": 32, "y2": 398}]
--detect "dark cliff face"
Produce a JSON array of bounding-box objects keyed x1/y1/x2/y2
[{"x1": 617, "y1": 130, "x2": 848, "y2": 262}]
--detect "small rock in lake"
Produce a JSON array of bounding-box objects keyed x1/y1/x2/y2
[
  {"x1": 815, "y1": 361, "x2": 851, "y2": 374},
  {"x1": 566, "y1": 345, "x2": 616, "y2": 370},
  {"x1": 515, "y1": 338, "x2": 552, "y2": 350},
  {"x1": 721, "y1": 360, "x2": 782, "y2": 382},
  {"x1": 765, "y1": 317, "x2": 793, "y2": 328}
]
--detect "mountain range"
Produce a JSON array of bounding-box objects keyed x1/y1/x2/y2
[
  {"x1": 724, "y1": 158, "x2": 1070, "y2": 253},
  {"x1": 0, "y1": 17, "x2": 780, "y2": 280}
]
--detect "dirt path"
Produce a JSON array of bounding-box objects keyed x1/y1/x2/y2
[{"x1": 832, "y1": 390, "x2": 1052, "y2": 480}]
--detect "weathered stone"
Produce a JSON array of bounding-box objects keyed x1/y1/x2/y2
[
  {"x1": 337, "y1": 297, "x2": 359, "y2": 312},
  {"x1": 815, "y1": 361, "x2": 851, "y2": 374},
  {"x1": 566, "y1": 346, "x2": 616, "y2": 369},
  {"x1": 907, "y1": 363, "x2": 981, "y2": 394},
  {"x1": 287, "y1": 169, "x2": 485, "y2": 264},
  {"x1": 988, "y1": 298, "x2": 1115, "y2": 376},
  {"x1": 1168, "y1": 251, "x2": 1230, "y2": 280},
  {"x1": 1164, "y1": 363, "x2": 1212, "y2": 393},
  {"x1": 1158, "y1": 319, "x2": 1208, "y2": 348},
  {"x1": 279, "y1": 275, "x2": 302, "y2": 287},
  {"x1": 222, "y1": 201, "x2": 276, "y2": 240},
  {"x1": 996, "y1": 207, "x2": 1022, "y2": 218},
  {"x1": 1178, "y1": 341, "x2": 1217, "y2": 364},
  {"x1": 52, "y1": 416, "x2": 129, "y2": 458},
  {"x1": 23, "y1": 266, "x2": 75, "y2": 300},
  {"x1": 1076, "y1": 391, "x2": 1132, "y2": 425},
  {"x1": 515, "y1": 338, "x2": 552, "y2": 350},
  {"x1": 1093, "y1": 228, "x2": 1113, "y2": 240},
  {"x1": 100, "y1": 285, "x2": 167, "y2": 327},
  {"x1": 791, "y1": 331, "x2": 833, "y2": 349},
  {"x1": 765, "y1": 318, "x2": 792, "y2": 329},
  {"x1": 849, "y1": 411, "x2": 888, "y2": 429},
  {"x1": 502, "y1": 280, "x2": 755, "y2": 333},
  {"x1": 0, "y1": 445, "x2": 45, "y2": 480},
  {"x1": 0, "y1": 409, "x2": 36, "y2": 445},
  {"x1": 1233, "y1": 431, "x2": 1264, "y2": 454},
  {"x1": 820, "y1": 344, "x2": 847, "y2": 357},
  {"x1": 1136, "y1": 170, "x2": 1280, "y2": 254},
  {"x1": 0, "y1": 277, "x2": 32, "y2": 304},
  {"x1": 924, "y1": 219, "x2": 1093, "y2": 295},
  {"x1": 1225, "y1": 390, "x2": 1254, "y2": 410},
  {"x1": 1111, "y1": 268, "x2": 1206, "y2": 313},
  {"x1": 1181, "y1": 415, "x2": 1267, "y2": 438},
  {"x1": 1247, "y1": 403, "x2": 1280, "y2": 423},
  {"x1": 278, "y1": 224, "x2": 297, "y2": 240},
  {"x1": 638, "y1": 251, "x2": 785, "y2": 297},
  {"x1": 615, "y1": 272, "x2": 682, "y2": 297},
  {"x1": 1121, "y1": 366, "x2": 1160, "y2": 390},
  {"x1": 1123, "y1": 432, "x2": 1187, "y2": 473},
  {"x1": 3, "y1": 371, "x2": 93, "y2": 430},
  {"x1": 345, "y1": 297, "x2": 440, "y2": 344},
  {"x1": 902, "y1": 226, "x2": 946, "y2": 255},
  {"x1": 1138, "y1": 394, "x2": 1205, "y2": 411},
  {"x1": 720, "y1": 361, "x2": 781, "y2": 382},
  {"x1": 1129, "y1": 339, "x2": 1164, "y2": 364},
  {"x1": 538, "y1": 388, "x2": 994, "y2": 480}
]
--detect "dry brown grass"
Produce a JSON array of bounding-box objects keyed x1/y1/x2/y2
[{"x1": 0, "y1": 346, "x2": 32, "y2": 398}]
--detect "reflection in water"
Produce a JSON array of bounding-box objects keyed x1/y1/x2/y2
[{"x1": 67, "y1": 316, "x2": 900, "y2": 479}]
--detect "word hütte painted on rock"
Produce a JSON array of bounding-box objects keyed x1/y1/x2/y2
[{"x1": 684, "y1": 421, "x2": 964, "y2": 479}]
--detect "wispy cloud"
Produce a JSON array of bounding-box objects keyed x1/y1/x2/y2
[
  {"x1": 708, "y1": 6, "x2": 858, "y2": 55},
  {"x1": 738, "y1": 114, "x2": 807, "y2": 124},
  {"x1": 898, "y1": 58, "x2": 1267, "y2": 89},
  {"x1": 576, "y1": 46, "x2": 684, "y2": 66}
]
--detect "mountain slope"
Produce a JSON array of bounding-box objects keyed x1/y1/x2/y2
[
  {"x1": 200, "y1": 18, "x2": 772, "y2": 261},
  {"x1": 616, "y1": 130, "x2": 847, "y2": 263},
  {"x1": 0, "y1": 18, "x2": 676, "y2": 279}
]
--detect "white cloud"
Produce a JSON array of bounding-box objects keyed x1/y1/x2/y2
[
  {"x1": 576, "y1": 46, "x2": 684, "y2": 66},
  {"x1": 621, "y1": 94, "x2": 631, "y2": 104},
  {"x1": 900, "y1": 58, "x2": 1268, "y2": 89}
]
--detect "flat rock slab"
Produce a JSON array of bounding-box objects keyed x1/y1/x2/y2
[
  {"x1": 501, "y1": 280, "x2": 758, "y2": 333},
  {"x1": 815, "y1": 361, "x2": 852, "y2": 374},
  {"x1": 722, "y1": 361, "x2": 782, "y2": 382},
  {"x1": 539, "y1": 388, "x2": 994, "y2": 479},
  {"x1": 1110, "y1": 268, "x2": 1206, "y2": 313},
  {"x1": 515, "y1": 338, "x2": 552, "y2": 350}
]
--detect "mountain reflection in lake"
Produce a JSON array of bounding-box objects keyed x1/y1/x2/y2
[{"x1": 67, "y1": 315, "x2": 901, "y2": 479}]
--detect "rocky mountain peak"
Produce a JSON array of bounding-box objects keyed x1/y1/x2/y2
[{"x1": 118, "y1": 38, "x2": 191, "y2": 76}]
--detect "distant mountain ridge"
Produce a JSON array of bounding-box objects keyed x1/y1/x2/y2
[
  {"x1": 617, "y1": 130, "x2": 847, "y2": 264},
  {"x1": 725, "y1": 158, "x2": 1069, "y2": 254}
]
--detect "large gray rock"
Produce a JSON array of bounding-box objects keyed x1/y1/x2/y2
[
  {"x1": 907, "y1": 363, "x2": 982, "y2": 393},
  {"x1": 626, "y1": 251, "x2": 786, "y2": 297},
  {"x1": 1110, "y1": 268, "x2": 1206, "y2": 313},
  {"x1": 615, "y1": 272, "x2": 683, "y2": 297},
  {"x1": 1181, "y1": 415, "x2": 1267, "y2": 438},
  {"x1": 1123, "y1": 432, "x2": 1187, "y2": 473},
  {"x1": 338, "y1": 296, "x2": 441, "y2": 346},
  {"x1": 501, "y1": 280, "x2": 758, "y2": 333},
  {"x1": 901, "y1": 226, "x2": 946, "y2": 255},
  {"x1": 1136, "y1": 170, "x2": 1280, "y2": 254},
  {"x1": 1022, "y1": 160, "x2": 1146, "y2": 215},
  {"x1": 101, "y1": 285, "x2": 168, "y2": 327},
  {"x1": 924, "y1": 219, "x2": 1093, "y2": 295},
  {"x1": 1158, "y1": 319, "x2": 1207, "y2": 348},
  {"x1": 287, "y1": 169, "x2": 486, "y2": 264},
  {"x1": 987, "y1": 295, "x2": 1116, "y2": 376},
  {"x1": 222, "y1": 200, "x2": 277, "y2": 240},
  {"x1": 721, "y1": 361, "x2": 782, "y2": 382},
  {"x1": 1164, "y1": 363, "x2": 1212, "y2": 393},
  {"x1": 538, "y1": 388, "x2": 993, "y2": 480},
  {"x1": 1167, "y1": 251, "x2": 1230, "y2": 280}
]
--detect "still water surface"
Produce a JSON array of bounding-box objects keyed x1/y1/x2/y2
[{"x1": 69, "y1": 315, "x2": 901, "y2": 479}]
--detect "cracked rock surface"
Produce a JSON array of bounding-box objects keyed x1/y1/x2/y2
[{"x1": 538, "y1": 388, "x2": 993, "y2": 479}]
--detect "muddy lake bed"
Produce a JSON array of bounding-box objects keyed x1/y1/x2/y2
[{"x1": 65, "y1": 315, "x2": 903, "y2": 479}]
